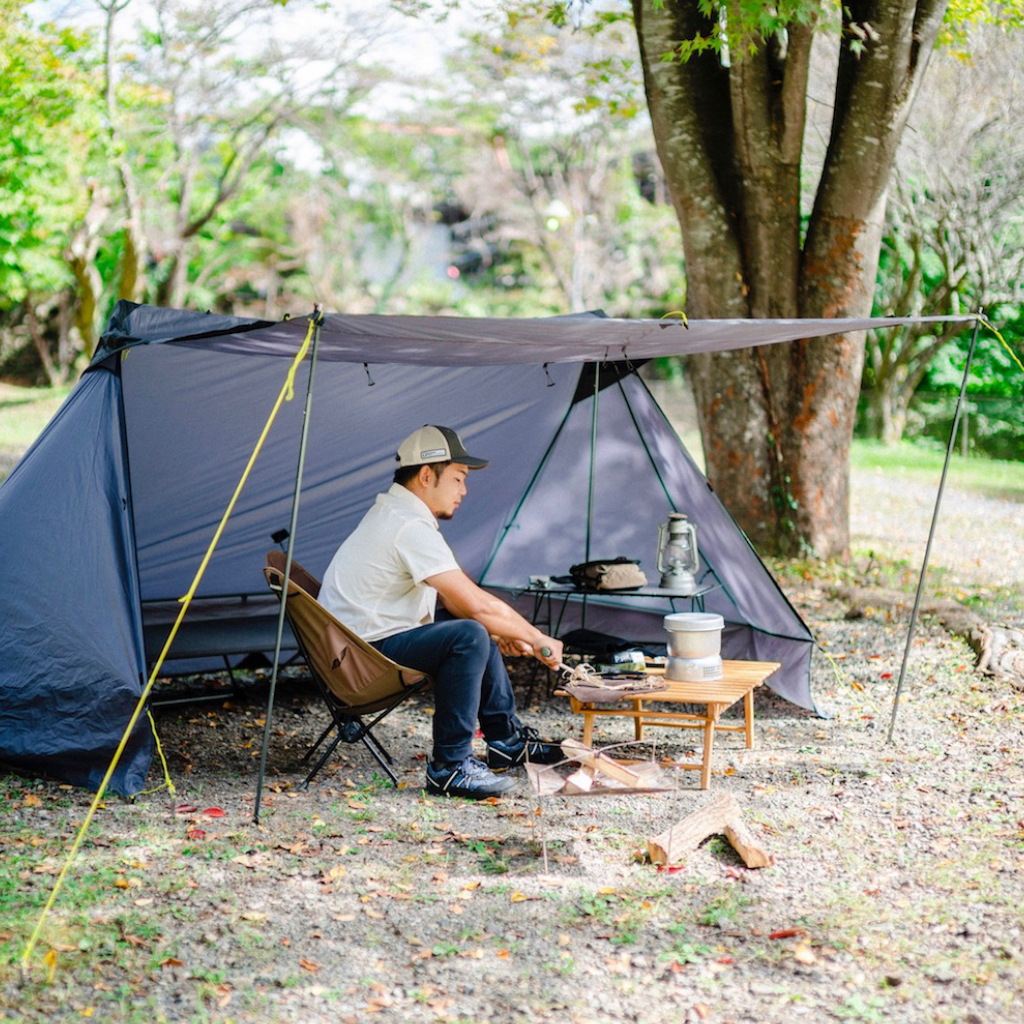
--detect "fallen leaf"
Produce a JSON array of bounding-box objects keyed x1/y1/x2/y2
[
  {"x1": 43, "y1": 949, "x2": 57, "y2": 984},
  {"x1": 298, "y1": 958, "x2": 321, "y2": 973},
  {"x1": 794, "y1": 943, "x2": 817, "y2": 966},
  {"x1": 201, "y1": 807, "x2": 226, "y2": 818},
  {"x1": 769, "y1": 928, "x2": 805, "y2": 940}
]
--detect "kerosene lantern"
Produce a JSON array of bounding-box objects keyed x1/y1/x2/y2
[{"x1": 656, "y1": 512, "x2": 700, "y2": 593}]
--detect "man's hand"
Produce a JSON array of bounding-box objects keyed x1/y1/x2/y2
[
  {"x1": 491, "y1": 635, "x2": 533, "y2": 658},
  {"x1": 533, "y1": 635, "x2": 562, "y2": 669}
]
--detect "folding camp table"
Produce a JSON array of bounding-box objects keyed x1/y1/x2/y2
[
  {"x1": 524, "y1": 580, "x2": 720, "y2": 636},
  {"x1": 559, "y1": 659, "x2": 781, "y2": 789}
]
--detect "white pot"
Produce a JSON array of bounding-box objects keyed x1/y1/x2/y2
[{"x1": 663, "y1": 612, "x2": 724, "y2": 659}]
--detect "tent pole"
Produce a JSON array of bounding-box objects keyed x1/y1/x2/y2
[
  {"x1": 616, "y1": 374, "x2": 675, "y2": 510},
  {"x1": 582, "y1": 363, "x2": 601, "y2": 631},
  {"x1": 254, "y1": 307, "x2": 324, "y2": 823},
  {"x1": 886, "y1": 315, "x2": 981, "y2": 743},
  {"x1": 477, "y1": 383, "x2": 577, "y2": 585},
  {"x1": 585, "y1": 362, "x2": 600, "y2": 564}
]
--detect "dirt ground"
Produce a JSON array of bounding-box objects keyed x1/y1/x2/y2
[{"x1": 2, "y1": 469, "x2": 1023, "y2": 1024}]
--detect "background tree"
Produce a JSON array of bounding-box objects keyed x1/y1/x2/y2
[
  {"x1": 627, "y1": 0, "x2": 973, "y2": 557},
  {"x1": 0, "y1": 0, "x2": 103, "y2": 383},
  {"x1": 93, "y1": 0, "x2": 382, "y2": 318},
  {"x1": 436, "y1": 8, "x2": 684, "y2": 317},
  {"x1": 865, "y1": 25, "x2": 1024, "y2": 445}
]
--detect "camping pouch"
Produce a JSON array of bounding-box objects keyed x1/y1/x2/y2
[{"x1": 569, "y1": 557, "x2": 647, "y2": 591}]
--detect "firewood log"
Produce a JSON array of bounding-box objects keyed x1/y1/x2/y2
[{"x1": 647, "y1": 792, "x2": 773, "y2": 868}]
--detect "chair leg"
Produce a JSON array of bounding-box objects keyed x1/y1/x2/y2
[
  {"x1": 357, "y1": 733, "x2": 399, "y2": 786},
  {"x1": 300, "y1": 687, "x2": 427, "y2": 788},
  {"x1": 302, "y1": 720, "x2": 336, "y2": 765},
  {"x1": 301, "y1": 731, "x2": 344, "y2": 789}
]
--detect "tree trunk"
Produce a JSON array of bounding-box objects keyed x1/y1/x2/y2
[{"x1": 632, "y1": 0, "x2": 948, "y2": 556}]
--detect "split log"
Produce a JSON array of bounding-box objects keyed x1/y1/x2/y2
[
  {"x1": 560, "y1": 739, "x2": 645, "y2": 789},
  {"x1": 562, "y1": 765, "x2": 597, "y2": 795},
  {"x1": 647, "y1": 792, "x2": 773, "y2": 869}
]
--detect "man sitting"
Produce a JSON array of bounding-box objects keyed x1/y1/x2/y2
[{"x1": 318, "y1": 425, "x2": 564, "y2": 799}]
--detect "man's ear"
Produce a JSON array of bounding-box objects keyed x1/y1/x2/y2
[{"x1": 417, "y1": 464, "x2": 436, "y2": 487}]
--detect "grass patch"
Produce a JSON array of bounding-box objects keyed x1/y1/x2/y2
[
  {"x1": 0, "y1": 383, "x2": 73, "y2": 485},
  {"x1": 0, "y1": 383, "x2": 72, "y2": 451},
  {"x1": 851, "y1": 438, "x2": 1024, "y2": 502}
]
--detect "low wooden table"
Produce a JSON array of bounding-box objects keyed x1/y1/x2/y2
[{"x1": 560, "y1": 659, "x2": 781, "y2": 789}]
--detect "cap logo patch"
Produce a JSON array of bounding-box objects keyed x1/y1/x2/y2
[{"x1": 420, "y1": 448, "x2": 447, "y2": 459}]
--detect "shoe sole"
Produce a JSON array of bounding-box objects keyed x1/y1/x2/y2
[{"x1": 425, "y1": 780, "x2": 517, "y2": 799}]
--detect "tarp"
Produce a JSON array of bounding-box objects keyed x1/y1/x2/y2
[{"x1": 0, "y1": 302, "x2": 978, "y2": 794}]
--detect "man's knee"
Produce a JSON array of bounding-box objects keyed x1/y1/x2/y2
[{"x1": 447, "y1": 618, "x2": 491, "y2": 655}]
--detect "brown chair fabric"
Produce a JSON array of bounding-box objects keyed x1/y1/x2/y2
[{"x1": 264, "y1": 550, "x2": 429, "y2": 715}]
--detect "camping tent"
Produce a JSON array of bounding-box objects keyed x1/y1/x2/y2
[{"x1": 0, "y1": 302, "x2": 975, "y2": 795}]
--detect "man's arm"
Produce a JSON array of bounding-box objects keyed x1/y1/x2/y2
[{"x1": 426, "y1": 568, "x2": 563, "y2": 669}]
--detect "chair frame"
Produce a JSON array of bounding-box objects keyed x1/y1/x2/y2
[{"x1": 264, "y1": 551, "x2": 432, "y2": 787}]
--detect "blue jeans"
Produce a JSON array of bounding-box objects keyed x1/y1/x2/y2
[{"x1": 373, "y1": 619, "x2": 521, "y2": 765}]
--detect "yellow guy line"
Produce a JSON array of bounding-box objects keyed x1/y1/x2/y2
[
  {"x1": 20, "y1": 314, "x2": 317, "y2": 977},
  {"x1": 981, "y1": 318, "x2": 1024, "y2": 376}
]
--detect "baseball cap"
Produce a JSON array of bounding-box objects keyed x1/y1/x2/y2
[{"x1": 396, "y1": 425, "x2": 490, "y2": 470}]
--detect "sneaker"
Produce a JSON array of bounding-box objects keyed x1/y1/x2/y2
[
  {"x1": 425, "y1": 755, "x2": 517, "y2": 799},
  {"x1": 486, "y1": 726, "x2": 565, "y2": 770}
]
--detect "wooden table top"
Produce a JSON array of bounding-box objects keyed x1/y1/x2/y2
[{"x1": 564, "y1": 660, "x2": 782, "y2": 707}]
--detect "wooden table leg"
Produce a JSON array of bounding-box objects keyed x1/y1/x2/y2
[
  {"x1": 582, "y1": 712, "x2": 594, "y2": 747},
  {"x1": 744, "y1": 688, "x2": 755, "y2": 748},
  {"x1": 700, "y1": 710, "x2": 717, "y2": 789},
  {"x1": 634, "y1": 701, "x2": 645, "y2": 741}
]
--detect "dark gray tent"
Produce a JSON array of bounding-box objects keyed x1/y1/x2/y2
[{"x1": 0, "y1": 302, "x2": 974, "y2": 795}]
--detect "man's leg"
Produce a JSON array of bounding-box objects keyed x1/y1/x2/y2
[{"x1": 374, "y1": 619, "x2": 518, "y2": 764}]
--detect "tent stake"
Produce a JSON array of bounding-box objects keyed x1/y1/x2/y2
[
  {"x1": 886, "y1": 315, "x2": 981, "y2": 743},
  {"x1": 254, "y1": 307, "x2": 324, "y2": 823}
]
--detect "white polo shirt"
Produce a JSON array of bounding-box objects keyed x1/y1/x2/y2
[{"x1": 318, "y1": 483, "x2": 460, "y2": 641}]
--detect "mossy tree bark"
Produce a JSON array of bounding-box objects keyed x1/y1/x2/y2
[{"x1": 631, "y1": 0, "x2": 948, "y2": 556}]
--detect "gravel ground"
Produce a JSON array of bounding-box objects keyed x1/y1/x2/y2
[
  {"x1": 850, "y1": 465, "x2": 1024, "y2": 594},
  {"x1": 3, "y1": 469, "x2": 1023, "y2": 1024}
]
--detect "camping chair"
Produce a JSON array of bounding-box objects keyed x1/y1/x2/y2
[{"x1": 263, "y1": 551, "x2": 432, "y2": 787}]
